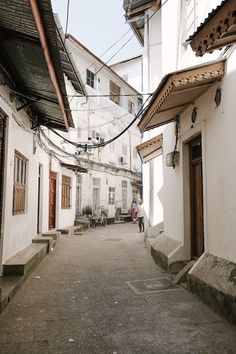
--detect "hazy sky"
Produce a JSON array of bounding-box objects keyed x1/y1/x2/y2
[{"x1": 51, "y1": 0, "x2": 141, "y2": 64}]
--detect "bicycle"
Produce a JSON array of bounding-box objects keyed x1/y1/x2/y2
[{"x1": 90, "y1": 206, "x2": 107, "y2": 228}]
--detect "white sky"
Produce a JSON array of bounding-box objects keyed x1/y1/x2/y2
[{"x1": 51, "y1": 0, "x2": 142, "y2": 64}]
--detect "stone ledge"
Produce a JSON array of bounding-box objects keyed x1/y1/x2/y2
[
  {"x1": 3, "y1": 243, "x2": 48, "y2": 277},
  {"x1": 147, "y1": 233, "x2": 182, "y2": 272},
  {"x1": 32, "y1": 236, "x2": 54, "y2": 252},
  {"x1": 187, "y1": 253, "x2": 236, "y2": 325},
  {"x1": 0, "y1": 276, "x2": 24, "y2": 313}
]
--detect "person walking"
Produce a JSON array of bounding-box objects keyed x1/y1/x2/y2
[
  {"x1": 137, "y1": 199, "x2": 145, "y2": 232},
  {"x1": 130, "y1": 199, "x2": 137, "y2": 223}
]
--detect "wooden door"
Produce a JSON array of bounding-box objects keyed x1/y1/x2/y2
[
  {"x1": 189, "y1": 136, "x2": 204, "y2": 258},
  {"x1": 0, "y1": 113, "x2": 5, "y2": 239},
  {"x1": 49, "y1": 171, "x2": 56, "y2": 229}
]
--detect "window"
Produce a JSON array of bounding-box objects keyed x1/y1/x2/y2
[
  {"x1": 185, "y1": 0, "x2": 198, "y2": 39},
  {"x1": 121, "y1": 180, "x2": 128, "y2": 211},
  {"x1": 92, "y1": 177, "x2": 100, "y2": 211},
  {"x1": 86, "y1": 69, "x2": 95, "y2": 88},
  {"x1": 61, "y1": 175, "x2": 71, "y2": 209},
  {"x1": 110, "y1": 80, "x2": 120, "y2": 105},
  {"x1": 122, "y1": 145, "x2": 128, "y2": 156},
  {"x1": 133, "y1": 146, "x2": 138, "y2": 159},
  {"x1": 13, "y1": 151, "x2": 27, "y2": 215},
  {"x1": 128, "y1": 100, "x2": 135, "y2": 114},
  {"x1": 109, "y1": 187, "x2": 115, "y2": 205}
]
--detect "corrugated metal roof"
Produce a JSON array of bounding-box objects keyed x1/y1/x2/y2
[
  {"x1": 188, "y1": 0, "x2": 228, "y2": 41},
  {"x1": 54, "y1": 14, "x2": 85, "y2": 96},
  {"x1": 0, "y1": 0, "x2": 74, "y2": 131}
]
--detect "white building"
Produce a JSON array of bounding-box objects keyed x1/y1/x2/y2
[
  {"x1": 124, "y1": 0, "x2": 236, "y2": 324},
  {"x1": 110, "y1": 55, "x2": 143, "y2": 92},
  {"x1": 0, "y1": 0, "x2": 85, "y2": 270},
  {"x1": 63, "y1": 35, "x2": 143, "y2": 219}
]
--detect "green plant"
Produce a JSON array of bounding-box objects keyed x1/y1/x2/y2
[{"x1": 82, "y1": 205, "x2": 92, "y2": 217}]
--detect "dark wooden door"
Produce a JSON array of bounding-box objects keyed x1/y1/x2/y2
[
  {"x1": 0, "y1": 113, "x2": 5, "y2": 239},
  {"x1": 49, "y1": 171, "x2": 56, "y2": 229},
  {"x1": 189, "y1": 136, "x2": 204, "y2": 258}
]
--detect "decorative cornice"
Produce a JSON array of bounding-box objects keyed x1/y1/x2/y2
[{"x1": 190, "y1": 0, "x2": 236, "y2": 56}]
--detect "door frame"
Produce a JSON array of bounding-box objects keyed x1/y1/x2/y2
[
  {"x1": 189, "y1": 134, "x2": 204, "y2": 258},
  {"x1": 49, "y1": 171, "x2": 57, "y2": 230},
  {"x1": 37, "y1": 164, "x2": 43, "y2": 234},
  {"x1": 0, "y1": 110, "x2": 7, "y2": 271}
]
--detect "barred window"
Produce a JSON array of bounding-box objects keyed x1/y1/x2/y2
[
  {"x1": 61, "y1": 175, "x2": 71, "y2": 209},
  {"x1": 109, "y1": 187, "x2": 115, "y2": 205},
  {"x1": 13, "y1": 151, "x2": 27, "y2": 215}
]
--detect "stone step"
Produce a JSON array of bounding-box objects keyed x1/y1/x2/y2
[
  {"x1": 74, "y1": 217, "x2": 90, "y2": 231},
  {"x1": 0, "y1": 275, "x2": 23, "y2": 313},
  {"x1": 42, "y1": 230, "x2": 61, "y2": 240},
  {"x1": 32, "y1": 236, "x2": 54, "y2": 252},
  {"x1": 57, "y1": 225, "x2": 84, "y2": 236},
  {"x1": 3, "y1": 243, "x2": 48, "y2": 277},
  {"x1": 173, "y1": 260, "x2": 196, "y2": 284}
]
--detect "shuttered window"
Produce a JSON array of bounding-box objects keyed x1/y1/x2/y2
[
  {"x1": 61, "y1": 175, "x2": 71, "y2": 209},
  {"x1": 13, "y1": 151, "x2": 27, "y2": 215},
  {"x1": 110, "y1": 80, "x2": 120, "y2": 105}
]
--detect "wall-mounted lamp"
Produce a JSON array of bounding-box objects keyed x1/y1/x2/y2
[
  {"x1": 214, "y1": 88, "x2": 221, "y2": 107},
  {"x1": 191, "y1": 106, "x2": 197, "y2": 124}
]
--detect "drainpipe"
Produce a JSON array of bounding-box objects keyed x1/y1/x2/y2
[{"x1": 29, "y1": 0, "x2": 69, "y2": 131}]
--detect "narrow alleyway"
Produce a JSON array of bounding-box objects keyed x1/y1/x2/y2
[{"x1": 0, "y1": 223, "x2": 235, "y2": 354}]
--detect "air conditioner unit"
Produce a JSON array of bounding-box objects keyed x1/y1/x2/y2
[{"x1": 120, "y1": 156, "x2": 127, "y2": 165}]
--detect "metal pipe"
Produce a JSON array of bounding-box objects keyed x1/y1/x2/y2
[{"x1": 29, "y1": 0, "x2": 69, "y2": 131}]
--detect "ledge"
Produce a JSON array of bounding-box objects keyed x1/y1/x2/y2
[{"x1": 188, "y1": 253, "x2": 236, "y2": 325}]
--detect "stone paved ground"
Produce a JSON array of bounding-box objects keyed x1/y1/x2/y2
[{"x1": 0, "y1": 223, "x2": 236, "y2": 354}]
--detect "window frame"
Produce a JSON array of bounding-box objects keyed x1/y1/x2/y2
[
  {"x1": 86, "y1": 69, "x2": 95, "y2": 88},
  {"x1": 109, "y1": 187, "x2": 115, "y2": 205},
  {"x1": 110, "y1": 80, "x2": 121, "y2": 105},
  {"x1": 61, "y1": 175, "x2": 71, "y2": 209},
  {"x1": 13, "y1": 150, "x2": 28, "y2": 215}
]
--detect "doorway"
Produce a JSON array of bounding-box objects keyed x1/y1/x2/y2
[
  {"x1": 37, "y1": 164, "x2": 43, "y2": 234},
  {"x1": 0, "y1": 112, "x2": 6, "y2": 268},
  {"x1": 189, "y1": 135, "x2": 204, "y2": 258},
  {"x1": 49, "y1": 171, "x2": 57, "y2": 229}
]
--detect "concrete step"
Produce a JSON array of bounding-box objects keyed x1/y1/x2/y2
[
  {"x1": 0, "y1": 275, "x2": 23, "y2": 313},
  {"x1": 74, "y1": 217, "x2": 90, "y2": 231},
  {"x1": 3, "y1": 243, "x2": 48, "y2": 277},
  {"x1": 173, "y1": 260, "x2": 196, "y2": 284},
  {"x1": 42, "y1": 230, "x2": 61, "y2": 240},
  {"x1": 57, "y1": 225, "x2": 84, "y2": 236},
  {"x1": 32, "y1": 236, "x2": 54, "y2": 252}
]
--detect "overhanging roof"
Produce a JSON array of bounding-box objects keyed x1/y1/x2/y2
[
  {"x1": 189, "y1": 0, "x2": 236, "y2": 56},
  {"x1": 0, "y1": 0, "x2": 74, "y2": 131},
  {"x1": 137, "y1": 134, "x2": 163, "y2": 163},
  {"x1": 138, "y1": 60, "x2": 225, "y2": 133},
  {"x1": 61, "y1": 163, "x2": 87, "y2": 173},
  {"x1": 123, "y1": 0, "x2": 161, "y2": 46},
  {"x1": 54, "y1": 15, "x2": 85, "y2": 95}
]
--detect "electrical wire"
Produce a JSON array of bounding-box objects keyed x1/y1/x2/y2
[
  {"x1": 92, "y1": 0, "x2": 169, "y2": 78},
  {"x1": 48, "y1": 94, "x2": 152, "y2": 149}
]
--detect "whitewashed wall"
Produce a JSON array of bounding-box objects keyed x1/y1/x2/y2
[{"x1": 0, "y1": 86, "x2": 77, "y2": 265}]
